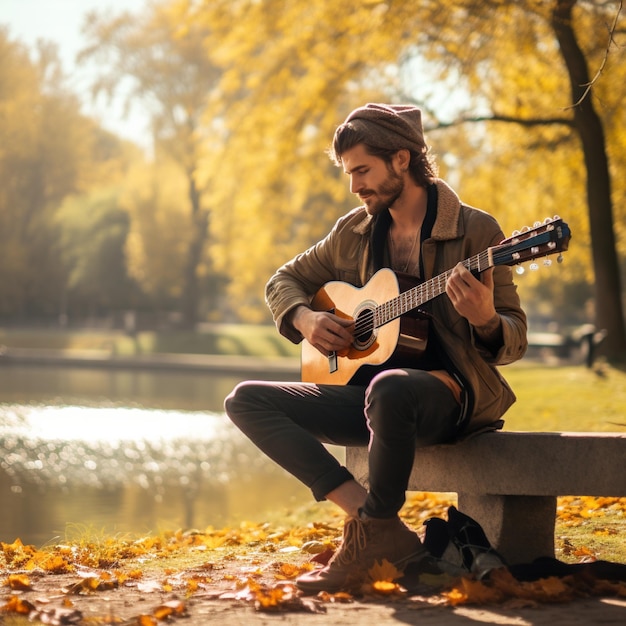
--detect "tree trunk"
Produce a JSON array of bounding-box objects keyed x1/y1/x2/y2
[
  {"x1": 551, "y1": 0, "x2": 626, "y2": 361},
  {"x1": 181, "y1": 171, "x2": 209, "y2": 329}
]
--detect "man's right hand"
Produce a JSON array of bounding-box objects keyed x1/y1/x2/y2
[{"x1": 291, "y1": 306, "x2": 354, "y2": 356}]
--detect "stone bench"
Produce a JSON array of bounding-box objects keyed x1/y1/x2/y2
[{"x1": 345, "y1": 431, "x2": 626, "y2": 565}]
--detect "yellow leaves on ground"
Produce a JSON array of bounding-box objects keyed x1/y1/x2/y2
[
  {"x1": 5, "y1": 573, "x2": 32, "y2": 591},
  {"x1": 444, "y1": 567, "x2": 626, "y2": 608},
  {"x1": 363, "y1": 559, "x2": 406, "y2": 597},
  {"x1": 558, "y1": 496, "x2": 624, "y2": 525},
  {"x1": 2, "y1": 595, "x2": 36, "y2": 615},
  {"x1": 152, "y1": 599, "x2": 187, "y2": 620},
  {"x1": 1, "y1": 495, "x2": 625, "y2": 621},
  {"x1": 1, "y1": 594, "x2": 83, "y2": 625},
  {"x1": 402, "y1": 492, "x2": 457, "y2": 527},
  {"x1": 0, "y1": 539, "x2": 73, "y2": 574},
  {"x1": 63, "y1": 573, "x2": 119, "y2": 595},
  {"x1": 235, "y1": 580, "x2": 326, "y2": 613}
]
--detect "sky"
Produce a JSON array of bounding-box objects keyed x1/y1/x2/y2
[{"x1": 2, "y1": 0, "x2": 150, "y2": 147}]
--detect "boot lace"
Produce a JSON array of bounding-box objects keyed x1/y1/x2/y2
[{"x1": 334, "y1": 518, "x2": 367, "y2": 566}]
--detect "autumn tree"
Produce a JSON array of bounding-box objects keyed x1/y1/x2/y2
[
  {"x1": 182, "y1": 0, "x2": 625, "y2": 358},
  {"x1": 410, "y1": 0, "x2": 626, "y2": 358},
  {"x1": 120, "y1": 156, "x2": 196, "y2": 312},
  {"x1": 80, "y1": 0, "x2": 224, "y2": 328},
  {"x1": 56, "y1": 187, "x2": 138, "y2": 318},
  {"x1": 0, "y1": 29, "x2": 118, "y2": 318}
]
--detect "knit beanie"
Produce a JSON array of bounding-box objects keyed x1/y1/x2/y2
[{"x1": 343, "y1": 103, "x2": 426, "y2": 153}]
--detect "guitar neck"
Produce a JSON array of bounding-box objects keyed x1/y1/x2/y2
[
  {"x1": 376, "y1": 249, "x2": 493, "y2": 326},
  {"x1": 371, "y1": 217, "x2": 569, "y2": 329}
]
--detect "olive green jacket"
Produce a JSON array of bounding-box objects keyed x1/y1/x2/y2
[{"x1": 265, "y1": 179, "x2": 528, "y2": 432}]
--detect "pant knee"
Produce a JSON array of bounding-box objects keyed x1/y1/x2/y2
[
  {"x1": 224, "y1": 381, "x2": 259, "y2": 424},
  {"x1": 365, "y1": 370, "x2": 414, "y2": 433}
]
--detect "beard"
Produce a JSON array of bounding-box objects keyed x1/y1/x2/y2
[{"x1": 361, "y1": 168, "x2": 405, "y2": 216}]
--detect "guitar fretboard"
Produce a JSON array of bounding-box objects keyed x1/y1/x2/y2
[{"x1": 375, "y1": 249, "x2": 493, "y2": 327}]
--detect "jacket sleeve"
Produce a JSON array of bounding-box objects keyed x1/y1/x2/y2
[
  {"x1": 475, "y1": 263, "x2": 528, "y2": 365},
  {"x1": 470, "y1": 220, "x2": 528, "y2": 365},
  {"x1": 265, "y1": 228, "x2": 341, "y2": 344},
  {"x1": 431, "y1": 205, "x2": 527, "y2": 367},
  {"x1": 265, "y1": 208, "x2": 371, "y2": 343}
]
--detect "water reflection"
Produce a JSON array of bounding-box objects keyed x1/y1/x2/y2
[{"x1": 0, "y1": 366, "x2": 324, "y2": 546}]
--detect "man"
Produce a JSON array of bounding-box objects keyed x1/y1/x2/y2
[{"x1": 224, "y1": 103, "x2": 527, "y2": 593}]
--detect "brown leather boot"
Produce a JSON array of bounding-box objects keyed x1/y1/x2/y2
[{"x1": 296, "y1": 513, "x2": 427, "y2": 593}]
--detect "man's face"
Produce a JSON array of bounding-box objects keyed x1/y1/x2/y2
[{"x1": 340, "y1": 144, "x2": 404, "y2": 216}]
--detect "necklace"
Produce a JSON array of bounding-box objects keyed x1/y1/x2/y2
[{"x1": 388, "y1": 229, "x2": 420, "y2": 274}]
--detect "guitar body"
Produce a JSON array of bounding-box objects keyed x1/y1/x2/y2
[{"x1": 301, "y1": 268, "x2": 429, "y2": 385}]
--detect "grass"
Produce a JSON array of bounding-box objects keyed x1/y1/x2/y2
[
  {"x1": 503, "y1": 361, "x2": 626, "y2": 432},
  {"x1": 0, "y1": 325, "x2": 300, "y2": 358}
]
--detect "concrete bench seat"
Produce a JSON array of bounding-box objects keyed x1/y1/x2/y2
[{"x1": 345, "y1": 431, "x2": 626, "y2": 564}]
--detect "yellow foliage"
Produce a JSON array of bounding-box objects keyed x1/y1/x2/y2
[
  {"x1": 121, "y1": 157, "x2": 193, "y2": 298},
  {"x1": 168, "y1": 0, "x2": 626, "y2": 320}
]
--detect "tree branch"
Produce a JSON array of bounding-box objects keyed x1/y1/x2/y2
[
  {"x1": 428, "y1": 113, "x2": 575, "y2": 131},
  {"x1": 569, "y1": 0, "x2": 623, "y2": 108}
]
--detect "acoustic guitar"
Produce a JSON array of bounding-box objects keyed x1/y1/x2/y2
[{"x1": 301, "y1": 217, "x2": 571, "y2": 385}]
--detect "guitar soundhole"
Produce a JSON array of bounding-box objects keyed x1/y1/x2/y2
[{"x1": 353, "y1": 302, "x2": 377, "y2": 351}]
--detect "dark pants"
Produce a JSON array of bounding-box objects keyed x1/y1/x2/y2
[{"x1": 224, "y1": 368, "x2": 460, "y2": 518}]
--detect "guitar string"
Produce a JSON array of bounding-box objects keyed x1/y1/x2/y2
[{"x1": 351, "y1": 249, "x2": 493, "y2": 337}]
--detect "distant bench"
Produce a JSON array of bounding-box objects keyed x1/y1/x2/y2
[
  {"x1": 346, "y1": 431, "x2": 626, "y2": 565},
  {"x1": 527, "y1": 325, "x2": 607, "y2": 366}
]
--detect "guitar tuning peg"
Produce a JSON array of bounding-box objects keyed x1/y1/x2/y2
[
  {"x1": 520, "y1": 225, "x2": 530, "y2": 233},
  {"x1": 543, "y1": 258, "x2": 552, "y2": 266},
  {"x1": 516, "y1": 266, "x2": 525, "y2": 275},
  {"x1": 511, "y1": 230, "x2": 520, "y2": 237},
  {"x1": 533, "y1": 221, "x2": 542, "y2": 228},
  {"x1": 557, "y1": 254, "x2": 564, "y2": 264},
  {"x1": 553, "y1": 214, "x2": 561, "y2": 220},
  {"x1": 530, "y1": 262, "x2": 539, "y2": 271},
  {"x1": 544, "y1": 217, "x2": 553, "y2": 224}
]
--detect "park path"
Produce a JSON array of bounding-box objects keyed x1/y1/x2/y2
[{"x1": 153, "y1": 595, "x2": 626, "y2": 625}]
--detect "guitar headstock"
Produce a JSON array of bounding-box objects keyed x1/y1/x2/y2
[{"x1": 493, "y1": 217, "x2": 571, "y2": 269}]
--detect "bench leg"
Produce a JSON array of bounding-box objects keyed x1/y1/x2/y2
[{"x1": 457, "y1": 493, "x2": 556, "y2": 565}]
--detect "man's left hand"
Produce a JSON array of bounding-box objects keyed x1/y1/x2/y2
[{"x1": 445, "y1": 264, "x2": 497, "y2": 327}]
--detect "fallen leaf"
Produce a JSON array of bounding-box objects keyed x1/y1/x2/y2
[
  {"x1": 153, "y1": 599, "x2": 187, "y2": 619},
  {"x1": 2, "y1": 594, "x2": 36, "y2": 615},
  {"x1": 274, "y1": 561, "x2": 307, "y2": 579},
  {"x1": 369, "y1": 580, "x2": 404, "y2": 596},
  {"x1": 63, "y1": 576, "x2": 119, "y2": 595},
  {"x1": 367, "y1": 559, "x2": 404, "y2": 583},
  {"x1": 444, "y1": 576, "x2": 504, "y2": 606},
  {"x1": 317, "y1": 590, "x2": 354, "y2": 603},
  {"x1": 6, "y1": 573, "x2": 32, "y2": 590}
]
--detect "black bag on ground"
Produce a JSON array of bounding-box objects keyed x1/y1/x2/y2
[
  {"x1": 423, "y1": 505, "x2": 626, "y2": 583},
  {"x1": 423, "y1": 505, "x2": 506, "y2": 579}
]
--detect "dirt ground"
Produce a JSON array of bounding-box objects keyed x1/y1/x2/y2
[{"x1": 2, "y1": 554, "x2": 626, "y2": 626}]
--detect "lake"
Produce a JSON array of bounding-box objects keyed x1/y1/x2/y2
[{"x1": 0, "y1": 363, "x2": 330, "y2": 546}]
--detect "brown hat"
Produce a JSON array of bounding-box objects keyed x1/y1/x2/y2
[{"x1": 344, "y1": 103, "x2": 426, "y2": 152}]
